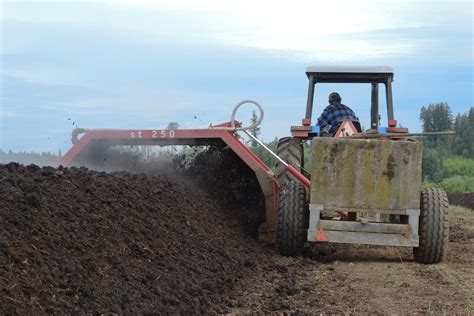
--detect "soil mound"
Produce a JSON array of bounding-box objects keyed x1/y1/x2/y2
[
  {"x1": 0, "y1": 162, "x2": 275, "y2": 314},
  {"x1": 448, "y1": 192, "x2": 474, "y2": 210}
]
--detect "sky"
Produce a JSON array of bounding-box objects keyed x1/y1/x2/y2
[{"x1": 0, "y1": 0, "x2": 473, "y2": 153}]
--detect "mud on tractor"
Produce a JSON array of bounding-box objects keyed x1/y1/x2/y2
[{"x1": 59, "y1": 66, "x2": 450, "y2": 264}]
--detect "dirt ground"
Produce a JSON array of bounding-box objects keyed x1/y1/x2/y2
[
  {"x1": 1, "y1": 151, "x2": 473, "y2": 314},
  {"x1": 231, "y1": 207, "x2": 474, "y2": 314}
]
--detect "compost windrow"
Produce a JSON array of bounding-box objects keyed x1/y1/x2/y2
[{"x1": 0, "y1": 148, "x2": 302, "y2": 314}]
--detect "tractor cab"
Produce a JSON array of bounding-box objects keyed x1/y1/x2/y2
[{"x1": 290, "y1": 66, "x2": 398, "y2": 138}]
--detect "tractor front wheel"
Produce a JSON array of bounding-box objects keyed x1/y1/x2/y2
[
  {"x1": 413, "y1": 188, "x2": 449, "y2": 264},
  {"x1": 276, "y1": 180, "x2": 308, "y2": 256}
]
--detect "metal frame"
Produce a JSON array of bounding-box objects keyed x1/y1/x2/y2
[
  {"x1": 304, "y1": 66, "x2": 395, "y2": 128},
  {"x1": 57, "y1": 122, "x2": 280, "y2": 239},
  {"x1": 307, "y1": 204, "x2": 420, "y2": 247}
]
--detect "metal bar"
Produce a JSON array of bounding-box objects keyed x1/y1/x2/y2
[
  {"x1": 287, "y1": 165, "x2": 311, "y2": 188},
  {"x1": 322, "y1": 207, "x2": 409, "y2": 215},
  {"x1": 371, "y1": 83, "x2": 379, "y2": 129},
  {"x1": 219, "y1": 131, "x2": 272, "y2": 173},
  {"x1": 319, "y1": 220, "x2": 409, "y2": 234},
  {"x1": 308, "y1": 204, "x2": 322, "y2": 241},
  {"x1": 243, "y1": 130, "x2": 311, "y2": 188},
  {"x1": 385, "y1": 81, "x2": 394, "y2": 121},
  {"x1": 305, "y1": 75, "x2": 315, "y2": 120},
  {"x1": 407, "y1": 209, "x2": 420, "y2": 242},
  {"x1": 243, "y1": 130, "x2": 287, "y2": 166},
  {"x1": 307, "y1": 229, "x2": 418, "y2": 247}
]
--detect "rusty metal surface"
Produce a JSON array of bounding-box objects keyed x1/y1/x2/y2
[
  {"x1": 307, "y1": 229, "x2": 418, "y2": 247},
  {"x1": 310, "y1": 138, "x2": 422, "y2": 210},
  {"x1": 318, "y1": 221, "x2": 409, "y2": 234}
]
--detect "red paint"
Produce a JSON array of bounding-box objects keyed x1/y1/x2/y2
[
  {"x1": 387, "y1": 127, "x2": 408, "y2": 133},
  {"x1": 287, "y1": 165, "x2": 311, "y2": 188},
  {"x1": 315, "y1": 228, "x2": 329, "y2": 242},
  {"x1": 290, "y1": 131, "x2": 310, "y2": 138},
  {"x1": 290, "y1": 125, "x2": 312, "y2": 131}
]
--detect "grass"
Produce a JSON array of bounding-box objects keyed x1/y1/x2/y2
[
  {"x1": 400, "y1": 280, "x2": 413, "y2": 288},
  {"x1": 450, "y1": 205, "x2": 473, "y2": 214},
  {"x1": 427, "y1": 300, "x2": 433, "y2": 313}
]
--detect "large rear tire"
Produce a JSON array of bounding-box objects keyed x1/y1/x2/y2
[
  {"x1": 276, "y1": 180, "x2": 308, "y2": 256},
  {"x1": 413, "y1": 188, "x2": 449, "y2": 264},
  {"x1": 275, "y1": 137, "x2": 304, "y2": 187}
]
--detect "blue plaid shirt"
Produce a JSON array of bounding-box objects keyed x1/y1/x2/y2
[{"x1": 317, "y1": 102, "x2": 359, "y2": 134}]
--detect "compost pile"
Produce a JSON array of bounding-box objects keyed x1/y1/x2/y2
[
  {"x1": 0, "y1": 151, "x2": 284, "y2": 314},
  {"x1": 448, "y1": 192, "x2": 474, "y2": 210}
]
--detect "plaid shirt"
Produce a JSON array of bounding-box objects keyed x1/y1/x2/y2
[{"x1": 316, "y1": 102, "x2": 359, "y2": 134}]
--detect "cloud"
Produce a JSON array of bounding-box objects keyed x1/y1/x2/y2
[
  {"x1": 3, "y1": 0, "x2": 472, "y2": 62},
  {"x1": 0, "y1": 0, "x2": 472, "y2": 152}
]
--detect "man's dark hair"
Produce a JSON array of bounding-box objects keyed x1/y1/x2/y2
[{"x1": 329, "y1": 92, "x2": 341, "y2": 103}]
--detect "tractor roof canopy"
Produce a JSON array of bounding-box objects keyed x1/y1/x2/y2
[
  {"x1": 304, "y1": 66, "x2": 395, "y2": 129},
  {"x1": 306, "y1": 66, "x2": 394, "y2": 84}
]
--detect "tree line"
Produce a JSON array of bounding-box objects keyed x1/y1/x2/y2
[
  {"x1": 419, "y1": 103, "x2": 473, "y2": 192},
  {"x1": 0, "y1": 149, "x2": 61, "y2": 166}
]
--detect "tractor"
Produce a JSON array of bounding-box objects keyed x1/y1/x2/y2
[
  {"x1": 59, "y1": 66, "x2": 450, "y2": 264},
  {"x1": 273, "y1": 66, "x2": 449, "y2": 264}
]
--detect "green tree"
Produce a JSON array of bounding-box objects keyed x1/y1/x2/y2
[
  {"x1": 249, "y1": 110, "x2": 261, "y2": 148},
  {"x1": 167, "y1": 122, "x2": 179, "y2": 129},
  {"x1": 452, "y1": 107, "x2": 474, "y2": 159},
  {"x1": 250, "y1": 137, "x2": 278, "y2": 170},
  {"x1": 422, "y1": 148, "x2": 443, "y2": 182},
  {"x1": 420, "y1": 102, "x2": 453, "y2": 132},
  {"x1": 420, "y1": 102, "x2": 453, "y2": 149}
]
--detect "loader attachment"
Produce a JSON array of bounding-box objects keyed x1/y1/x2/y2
[{"x1": 58, "y1": 122, "x2": 279, "y2": 241}]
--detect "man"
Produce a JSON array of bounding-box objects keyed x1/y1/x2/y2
[{"x1": 317, "y1": 92, "x2": 359, "y2": 136}]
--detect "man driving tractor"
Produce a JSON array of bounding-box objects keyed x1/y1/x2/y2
[{"x1": 317, "y1": 92, "x2": 359, "y2": 136}]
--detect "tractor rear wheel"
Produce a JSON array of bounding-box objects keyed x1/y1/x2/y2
[
  {"x1": 276, "y1": 180, "x2": 308, "y2": 256},
  {"x1": 413, "y1": 188, "x2": 449, "y2": 264},
  {"x1": 275, "y1": 137, "x2": 304, "y2": 187}
]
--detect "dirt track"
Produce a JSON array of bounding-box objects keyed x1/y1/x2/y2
[{"x1": 1, "y1": 154, "x2": 473, "y2": 314}]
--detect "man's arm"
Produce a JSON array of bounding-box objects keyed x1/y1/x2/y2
[{"x1": 317, "y1": 106, "x2": 331, "y2": 127}]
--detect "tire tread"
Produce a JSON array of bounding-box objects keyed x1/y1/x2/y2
[
  {"x1": 414, "y1": 188, "x2": 449, "y2": 264},
  {"x1": 276, "y1": 180, "x2": 308, "y2": 256},
  {"x1": 275, "y1": 137, "x2": 304, "y2": 187}
]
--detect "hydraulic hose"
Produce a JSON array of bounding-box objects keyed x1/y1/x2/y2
[
  {"x1": 229, "y1": 100, "x2": 264, "y2": 131},
  {"x1": 71, "y1": 128, "x2": 88, "y2": 144},
  {"x1": 210, "y1": 100, "x2": 264, "y2": 131}
]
